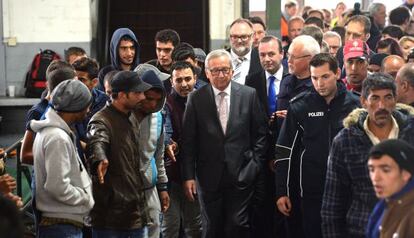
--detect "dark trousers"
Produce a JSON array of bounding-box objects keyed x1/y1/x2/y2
[
  {"x1": 301, "y1": 197, "x2": 322, "y2": 238},
  {"x1": 197, "y1": 176, "x2": 253, "y2": 238},
  {"x1": 286, "y1": 194, "x2": 305, "y2": 238},
  {"x1": 250, "y1": 167, "x2": 287, "y2": 238}
]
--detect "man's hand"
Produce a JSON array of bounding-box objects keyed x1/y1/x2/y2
[
  {"x1": 97, "y1": 159, "x2": 109, "y2": 184},
  {"x1": 4, "y1": 192, "x2": 23, "y2": 208},
  {"x1": 165, "y1": 140, "x2": 178, "y2": 162},
  {"x1": 276, "y1": 196, "x2": 292, "y2": 216},
  {"x1": 159, "y1": 191, "x2": 170, "y2": 212},
  {"x1": 275, "y1": 110, "x2": 287, "y2": 118},
  {"x1": 0, "y1": 174, "x2": 17, "y2": 194},
  {"x1": 183, "y1": 180, "x2": 197, "y2": 202}
]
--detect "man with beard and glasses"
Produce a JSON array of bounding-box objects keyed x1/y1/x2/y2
[
  {"x1": 97, "y1": 28, "x2": 140, "y2": 91},
  {"x1": 87, "y1": 71, "x2": 152, "y2": 237},
  {"x1": 321, "y1": 73, "x2": 414, "y2": 238},
  {"x1": 229, "y1": 18, "x2": 262, "y2": 85}
]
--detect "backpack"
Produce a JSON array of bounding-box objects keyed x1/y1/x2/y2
[{"x1": 24, "y1": 49, "x2": 61, "y2": 98}]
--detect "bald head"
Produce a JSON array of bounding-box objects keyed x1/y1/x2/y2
[
  {"x1": 395, "y1": 63, "x2": 414, "y2": 104},
  {"x1": 381, "y1": 55, "x2": 405, "y2": 79}
]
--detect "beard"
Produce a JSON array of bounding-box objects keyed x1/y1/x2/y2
[{"x1": 232, "y1": 45, "x2": 250, "y2": 56}]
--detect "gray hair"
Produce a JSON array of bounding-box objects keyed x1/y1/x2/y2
[
  {"x1": 290, "y1": 35, "x2": 321, "y2": 56},
  {"x1": 205, "y1": 49, "x2": 233, "y2": 69},
  {"x1": 368, "y1": 3, "x2": 385, "y2": 16},
  {"x1": 323, "y1": 31, "x2": 342, "y2": 45}
]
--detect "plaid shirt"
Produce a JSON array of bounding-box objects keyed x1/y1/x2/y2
[{"x1": 321, "y1": 108, "x2": 412, "y2": 238}]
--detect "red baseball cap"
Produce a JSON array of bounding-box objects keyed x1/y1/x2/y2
[{"x1": 343, "y1": 39, "x2": 369, "y2": 61}]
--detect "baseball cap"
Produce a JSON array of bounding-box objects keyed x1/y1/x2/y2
[
  {"x1": 134, "y1": 63, "x2": 170, "y2": 81},
  {"x1": 343, "y1": 39, "x2": 370, "y2": 61},
  {"x1": 369, "y1": 139, "x2": 414, "y2": 175},
  {"x1": 111, "y1": 71, "x2": 152, "y2": 93}
]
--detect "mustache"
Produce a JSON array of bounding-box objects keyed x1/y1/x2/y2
[{"x1": 375, "y1": 109, "x2": 390, "y2": 117}]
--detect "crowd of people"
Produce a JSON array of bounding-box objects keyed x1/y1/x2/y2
[{"x1": 1, "y1": 0, "x2": 414, "y2": 237}]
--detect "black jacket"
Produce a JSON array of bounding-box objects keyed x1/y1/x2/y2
[
  {"x1": 275, "y1": 82, "x2": 360, "y2": 199},
  {"x1": 87, "y1": 103, "x2": 149, "y2": 229}
]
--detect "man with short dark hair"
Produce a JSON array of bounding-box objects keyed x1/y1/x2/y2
[
  {"x1": 162, "y1": 61, "x2": 202, "y2": 238},
  {"x1": 248, "y1": 16, "x2": 267, "y2": 48},
  {"x1": 65, "y1": 46, "x2": 87, "y2": 65},
  {"x1": 147, "y1": 29, "x2": 180, "y2": 74},
  {"x1": 72, "y1": 57, "x2": 109, "y2": 164},
  {"x1": 366, "y1": 139, "x2": 414, "y2": 238},
  {"x1": 97, "y1": 28, "x2": 140, "y2": 90},
  {"x1": 171, "y1": 42, "x2": 208, "y2": 86},
  {"x1": 275, "y1": 53, "x2": 360, "y2": 238},
  {"x1": 389, "y1": 6, "x2": 412, "y2": 34},
  {"x1": 321, "y1": 73, "x2": 414, "y2": 238},
  {"x1": 337, "y1": 15, "x2": 372, "y2": 68},
  {"x1": 21, "y1": 61, "x2": 76, "y2": 165},
  {"x1": 87, "y1": 71, "x2": 152, "y2": 237},
  {"x1": 245, "y1": 35, "x2": 289, "y2": 238}
]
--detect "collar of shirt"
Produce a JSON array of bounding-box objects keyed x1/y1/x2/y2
[
  {"x1": 212, "y1": 82, "x2": 231, "y2": 98},
  {"x1": 363, "y1": 115, "x2": 399, "y2": 145},
  {"x1": 212, "y1": 82, "x2": 232, "y2": 111},
  {"x1": 230, "y1": 49, "x2": 252, "y2": 64}
]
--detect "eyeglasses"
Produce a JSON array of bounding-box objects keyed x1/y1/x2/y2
[
  {"x1": 208, "y1": 67, "x2": 232, "y2": 76},
  {"x1": 230, "y1": 34, "x2": 253, "y2": 41},
  {"x1": 286, "y1": 53, "x2": 311, "y2": 60}
]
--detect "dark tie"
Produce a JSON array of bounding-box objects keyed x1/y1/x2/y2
[{"x1": 268, "y1": 76, "x2": 277, "y2": 116}]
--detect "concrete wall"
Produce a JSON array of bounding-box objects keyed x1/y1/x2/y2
[
  {"x1": 0, "y1": 0, "x2": 91, "y2": 97},
  {"x1": 209, "y1": 0, "x2": 242, "y2": 50}
]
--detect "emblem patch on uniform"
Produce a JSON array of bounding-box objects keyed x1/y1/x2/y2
[{"x1": 308, "y1": 112, "x2": 324, "y2": 117}]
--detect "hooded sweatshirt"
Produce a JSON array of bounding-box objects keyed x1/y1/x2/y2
[
  {"x1": 97, "y1": 28, "x2": 140, "y2": 90},
  {"x1": 31, "y1": 109, "x2": 94, "y2": 223},
  {"x1": 131, "y1": 73, "x2": 168, "y2": 191}
]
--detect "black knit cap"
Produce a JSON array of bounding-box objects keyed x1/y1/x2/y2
[{"x1": 369, "y1": 139, "x2": 414, "y2": 175}]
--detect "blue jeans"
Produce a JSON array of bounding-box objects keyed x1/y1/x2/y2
[
  {"x1": 92, "y1": 227, "x2": 147, "y2": 238},
  {"x1": 37, "y1": 224, "x2": 82, "y2": 238}
]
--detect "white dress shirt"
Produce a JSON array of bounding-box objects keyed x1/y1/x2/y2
[
  {"x1": 265, "y1": 66, "x2": 284, "y2": 96},
  {"x1": 212, "y1": 83, "x2": 231, "y2": 114},
  {"x1": 231, "y1": 49, "x2": 252, "y2": 85}
]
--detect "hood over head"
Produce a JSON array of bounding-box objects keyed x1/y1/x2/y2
[
  {"x1": 110, "y1": 28, "x2": 140, "y2": 70},
  {"x1": 140, "y1": 70, "x2": 166, "y2": 112}
]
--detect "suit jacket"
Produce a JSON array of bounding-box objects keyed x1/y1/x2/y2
[
  {"x1": 247, "y1": 47, "x2": 263, "y2": 77},
  {"x1": 245, "y1": 67, "x2": 290, "y2": 117},
  {"x1": 245, "y1": 68, "x2": 290, "y2": 162},
  {"x1": 181, "y1": 82, "x2": 267, "y2": 191}
]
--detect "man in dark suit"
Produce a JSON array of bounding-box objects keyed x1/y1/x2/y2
[
  {"x1": 229, "y1": 18, "x2": 263, "y2": 85},
  {"x1": 245, "y1": 35, "x2": 289, "y2": 238},
  {"x1": 182, "y1": 49, "x2": 267, "y2": 238}
]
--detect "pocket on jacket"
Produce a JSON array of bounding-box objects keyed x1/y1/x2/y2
[{"x1": 237, "y1": 150, "x2": 259, "y2": 187}]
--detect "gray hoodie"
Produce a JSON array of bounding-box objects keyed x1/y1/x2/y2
[
  {"x1": 131, "y1": 72, "x2": 168, "y2": 190},
  {"x1": 31, "y1": 109, "x2": 94, "y2": 223}
]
